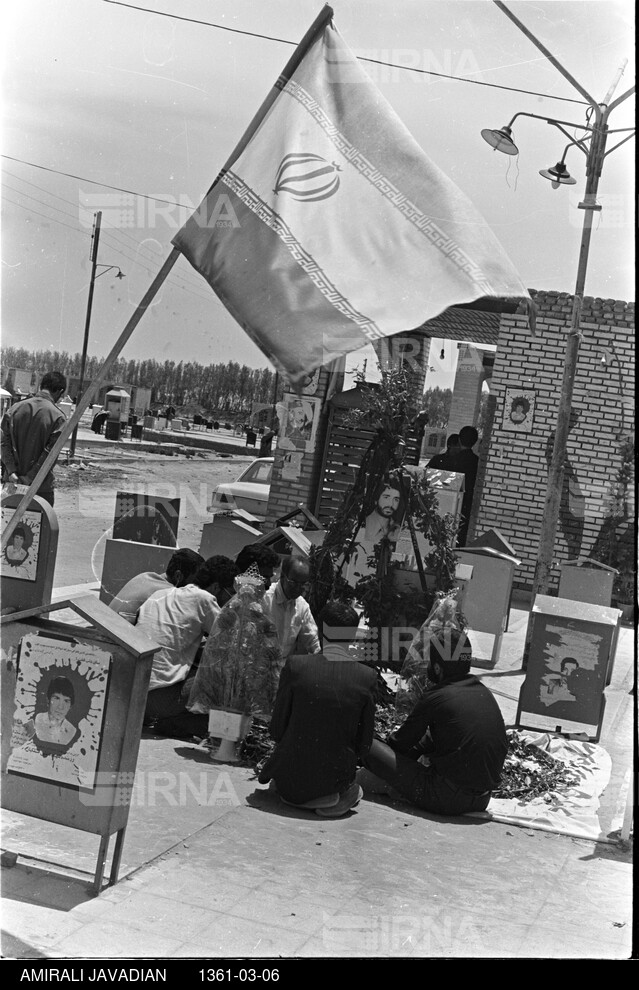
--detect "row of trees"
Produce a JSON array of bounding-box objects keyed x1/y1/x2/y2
[
  {"x1": 2, "y1": 346, "x2": 463, "y2": 424},
  {"x1": 1, "y1": 347, "x2": 279, "y2": 415}
]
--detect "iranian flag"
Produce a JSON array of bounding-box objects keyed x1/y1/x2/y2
[{"x1": 173, "y1": 9, "x2": 530, "y2": 383}]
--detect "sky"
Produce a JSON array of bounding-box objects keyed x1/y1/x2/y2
[{"x1": 1, "y1": 0, "x2": 635, "y2": 391}]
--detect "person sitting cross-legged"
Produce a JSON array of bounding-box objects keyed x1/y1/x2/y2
[
  {"x1": 258, "y1": 600, "x2": 378, "y2": 818},
  {"x1": 137, "y1": 554, "x2": 239, "y2": 739},
  {"x1": 359, "y1": 627, "x2": 507, "y2": 816}
]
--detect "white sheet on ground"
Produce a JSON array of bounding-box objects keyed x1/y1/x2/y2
[{"x1": 469, "y1": 730, "x2": 612, "y2": 840}]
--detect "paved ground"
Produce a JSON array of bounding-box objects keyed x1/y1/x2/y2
[
  {"x1": 1, "y1": 588, "x2": 634, "y2": 962},
  {"x1": 65, "y1": 420, "x2": 259, "y2": 459}
]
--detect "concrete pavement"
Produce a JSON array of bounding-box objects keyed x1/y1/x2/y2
[{"x1": 1, "y1": 598, "x2": 634, "y2": 961}]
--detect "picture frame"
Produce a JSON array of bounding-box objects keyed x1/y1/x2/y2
[
  {"x1": 278, "y1": 394, "x2": 321, "y2": 453},
  {"x1": 503, "y1": 387, "x2": 536, "y2": 433}
]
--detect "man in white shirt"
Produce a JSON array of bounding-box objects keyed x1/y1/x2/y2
[
  {"x1": 108, "y1": 548, "x2": 204, "y2": 623},
  {"x1": 137, "y1": 555, "x2": 238, "y2": 738},
  {"x1": 262, "y1": 556, "x2": 320, "y2": 666}
]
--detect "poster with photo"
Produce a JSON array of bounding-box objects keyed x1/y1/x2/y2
[
  {"x1": 503, "y1": 387, "x2": 536, "y2": 433},
  {"x1": 343, "y1": 474, "x2": 408, "y2": 585},
  {"x1": 283, "y1": 367, "x2": 321, "y2": 396},
  {"x1": 278, "y1": 394, "x2": 321, "y2": 453},
  {"x1": 281, "y1": 450, "x2": 304, "y2": 481},
  {"x1": 517, "y1": 616, "x2": 608, "y2": 737},
  {"x1": 1, "y1": 507, "x2": 41, "y2": 582},
  {"x1": 7, "y1": 634, "x2": 112, "y2": 791}
]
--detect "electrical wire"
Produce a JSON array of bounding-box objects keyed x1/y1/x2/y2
[
  {"x1": 2, "y1": 155, "x2": 189, "y2": 211},
  {"x1": 100, "y1": 0, "x2": 590, "y2": 106},
  {"x1": 2, "y1": 170, "x2": 214, "y2": 297},
  {"x1": 4, "y1": 197, "x2": 218, "y2": 306}
]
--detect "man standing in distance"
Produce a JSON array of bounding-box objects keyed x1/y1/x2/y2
[
  {"x1": 1, "y1": 372, "x2": 67, "y2": 506},
  {"x1": 452, "y1": 425, "x2": 479, "y2": 547}
]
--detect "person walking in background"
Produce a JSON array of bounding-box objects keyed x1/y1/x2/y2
[
  {"x1": 451, "y1": 425, "x2": 479, "y2": 547},
  {"x1": 427, "y1": 433, "x2": 460, "y2": 471},
  {"x1": 1, "y1": 371, "x2": 67, "y2": 505}
]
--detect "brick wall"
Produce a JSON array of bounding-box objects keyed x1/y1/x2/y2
[
  {"x1": 447, "y1": 344, "x2": 484, "y2": 434},
  {"x1": 474, "y1": 290, "x2": 635, "y2": 591},
  {"x1": 265, "y1": 365, "x2": 341, "y2": 527}
]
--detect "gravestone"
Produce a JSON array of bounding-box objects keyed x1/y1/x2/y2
[
  {"x1": 456, "y1": 547, "x2": 521, "y2": 668},
  {"x1": 1, "y1": 494, "x2": 59, "y2": 612},
  {"x1": 198, "y1": 512, "x2": 263, "y2": 561},
  {"x1": 516, "y1": 595, "x2": 622, "y2": 742},
  {"x1": 1, "y1": 595, "x2": 159, "y2": 892},
  {"x1": 99, "y1": 539, "x2": 176, "y2": 607},
  {"x1": 112, "y1": 492, "x2": 180, "y2": 546}
]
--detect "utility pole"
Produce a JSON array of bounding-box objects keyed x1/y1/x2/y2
[
  {"x1": 490, "y1": 3, "x2": 634, "y2": 658},
  {"x1": 70, "y1": 211, "x2": 102, "y2": 459}
]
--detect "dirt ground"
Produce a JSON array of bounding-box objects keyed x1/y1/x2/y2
[{"x1": 52, "y1": 448, "x2": 257, "y2": 589}]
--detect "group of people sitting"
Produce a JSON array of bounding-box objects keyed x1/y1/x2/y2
[{"x1": 109, "y1": 542, "x2": 507, "y2": 820}]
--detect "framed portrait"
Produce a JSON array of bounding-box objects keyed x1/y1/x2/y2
[
  {"x1": 278, "y1": 394, "x2": 321, "y2": 453},
  {"x1": 343, "y1": 474, "x2": 408, "y2": 585},
  {"x1": 503, "y1": 387, "x2": 536, "y2": 433},
  {"x1": 7, "y1": 633, "x2": 112, "y2": 791},
  {"x1": 516, "y1": 610, "x2": 611, "y2": 741},
  {"x1": 1, "y1": 508, "x2": 41, "y2": 582}
]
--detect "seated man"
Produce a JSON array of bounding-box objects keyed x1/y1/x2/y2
[
  {"x1": 360, "y1": 627, "x2": 507, "y2": 815},
  {"x1": 108, "y1": 548, "x2": 204, "y2": 623},
  {"x1": 136, "y1": 555, "x2": 238, "y2": 738},
  {"x1": 258, "y1": 600, "x2": 378, "y2": 818},
  {"x1": 262, "y1": 555, "x2": 320, "y2": 667}
]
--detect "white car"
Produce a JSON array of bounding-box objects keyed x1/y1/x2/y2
[{"x1": 209, "y1": 457, "x2": 273, "y2": 519}]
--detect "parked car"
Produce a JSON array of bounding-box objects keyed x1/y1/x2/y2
[{"x1": 208, "y1": 457, "x2": 273, "y2": 519}]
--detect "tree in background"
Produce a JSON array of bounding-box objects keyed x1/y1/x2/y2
[{"x1": 0, "y1": 347, "x2": 282, "y2": 419}]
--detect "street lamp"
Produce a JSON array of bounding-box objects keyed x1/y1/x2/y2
[
  {"x1": 69, "y1": 211, "x2": 125, "y2": 458},
  {"x1": 484, "y1": 1, "x2": 634, "y2": 656}
]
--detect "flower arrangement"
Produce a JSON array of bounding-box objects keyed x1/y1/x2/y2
[
  {"x1": 395, "y1": 593, "x2": 466, "y2": 717},
  {"x1": 187, "y1": 566, "x2": 282, "y2": 717}
]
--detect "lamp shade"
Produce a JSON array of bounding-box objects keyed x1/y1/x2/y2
[
  {"x1": 480, "y1": 125, "x2": 519, "y2": 155},
  {"x1": 539, "y1": 161, "x2": 577, "y2": 187}
]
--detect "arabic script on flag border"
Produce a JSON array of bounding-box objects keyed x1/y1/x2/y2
[{"x1": 173, "y1": 19, "x2": 530, "y2": 384}]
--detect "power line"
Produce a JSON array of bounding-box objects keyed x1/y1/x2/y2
[
  {"x1": 4, "y1": 197, "x2": 217, "y2": 306},
  {"x1": 101, "y1": 0, "x2": 589, "y2": 106},
  {"x1": 2, "y1": 155, "x2": 190, "y2": 210},
  {"x1": 2, "y1": 170, "x2": 213, "y2": 297},
  {"x1": 3, "y1": 197, "x2": 91, "y2": 239}
]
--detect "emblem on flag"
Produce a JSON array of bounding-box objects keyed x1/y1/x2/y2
[
  {"x1": 173, "y1": 7, "x2": 530, "y2": 384},
  {"x1": 274, "y1": 153, "x2": 342, "y2": 202}
]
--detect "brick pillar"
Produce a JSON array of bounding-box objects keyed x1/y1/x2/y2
[
  {"x1": 447, "y1": 343, "x2": 484, "y2": 434},
  {"x1": 264, "y1": 363, "x2": 345, "y2": 528}
]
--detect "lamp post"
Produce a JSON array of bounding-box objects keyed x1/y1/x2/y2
[
  {"x1": 69, "y1": 211, "x2": 125, "y2": 458},
  {"x1": 482, "y1": 3, "x2": 634, "y2": 658}
]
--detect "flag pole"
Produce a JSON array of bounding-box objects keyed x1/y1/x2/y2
[
  {"x1": 1, "y1": 6, "x2": 335, "y2": 549},
  {"x1": 204, "y1": 4, "x2": 334, "y2": 190},
  {"x1": 1, "y1": 248, "x2": 181, "y2": 549}
]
